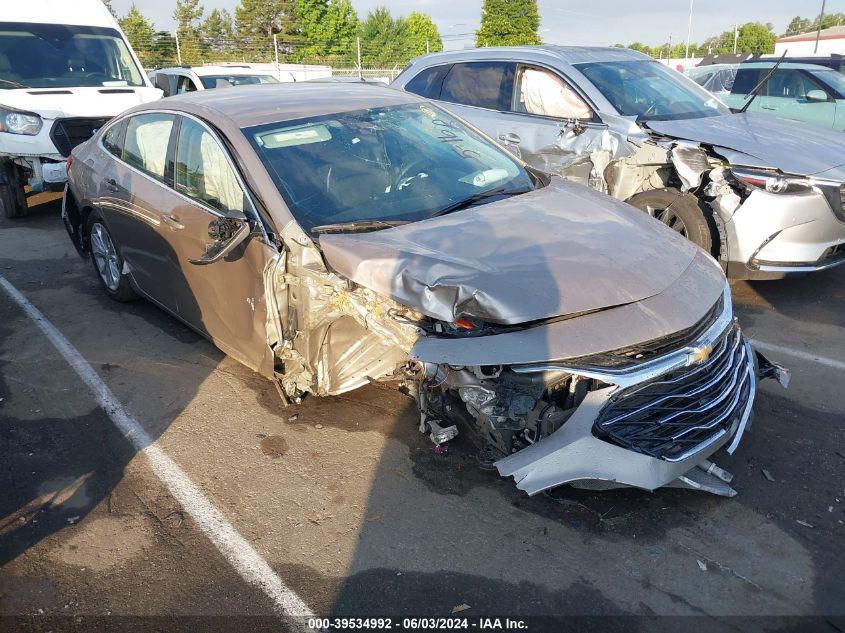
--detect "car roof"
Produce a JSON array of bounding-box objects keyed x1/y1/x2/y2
[
  {"x1": 736, "y1": 62, "x2": 836, "y2": 71},
  {"x1": 137, "y1": 82, "x2": 425, "y2": 128},
  {"x1": 2, "y1": 0, "x2": 116, "y2": 28},
  {"x1": 407, "y1": 45, "x2": 652, "y2": 69}
]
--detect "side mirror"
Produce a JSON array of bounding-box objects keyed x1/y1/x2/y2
[
  {"x1": 189, "y1": 217, "x2": 250, "y2": 265},
  {"x1": 806, "y1": 89, "x2": 828, "y2": 102}
]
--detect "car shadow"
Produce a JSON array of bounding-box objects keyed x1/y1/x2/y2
[{"x1": 0, "y1": 194, "x2": 214, "y2": 568}]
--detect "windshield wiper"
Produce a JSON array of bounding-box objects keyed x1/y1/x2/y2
[
  {"x1": 738, "y1": 51, "x2": 787, "y2": 114},
  {"x1": 430, "y1": 186, "x2": 533, "y2": 218},
  {"x1": 0, "y1": 78, "x2": 30, "y2": 89},
  {"x1": 311, "y1": 219, "x2": 408, "y2": 235}
]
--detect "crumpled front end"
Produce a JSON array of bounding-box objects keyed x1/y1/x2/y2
[{"x1": 409, "y1": 285, "x2": 787, "y2": 497}]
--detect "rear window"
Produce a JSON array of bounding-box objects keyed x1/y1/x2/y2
[
  {"x1": 440, "y1": 62, "x2": 514, "y2": 111},
  {"x1": 404, "y1": 64, "x2": 451, "y2": 99},
  {"x1": 122, "y1": 114, "x2": 176, "y2": 181}
]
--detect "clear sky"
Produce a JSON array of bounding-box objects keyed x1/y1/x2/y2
[{"x1": 111, "y1": 0, "x2": 840, "y2": 49}]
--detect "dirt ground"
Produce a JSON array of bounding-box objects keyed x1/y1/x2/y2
[{"x1": 1, "y1": 192, "x2": 843, "y2": 632}]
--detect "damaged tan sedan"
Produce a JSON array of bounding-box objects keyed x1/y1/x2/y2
[{"x1": 63, "y1": 83, "x2": 787, "y2": 497}]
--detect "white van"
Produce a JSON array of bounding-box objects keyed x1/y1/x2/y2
[{"x1": 0, "y1": 0, "x2": 161, "y2": 217}]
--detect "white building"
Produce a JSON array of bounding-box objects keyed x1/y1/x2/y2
[{"x1": 775, "y1": 26, "x2": 845, "y2": 56}]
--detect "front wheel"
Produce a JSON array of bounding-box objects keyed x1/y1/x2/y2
[
  {"x1": 0, "y1": 161, "x2": 27, "y2": 219},
  {"x1": 88, "y1": 215, "x2": 137, "y2": 302},
  {"x1": 626, "y1": 188, "x2": 715, "y2": 255}
]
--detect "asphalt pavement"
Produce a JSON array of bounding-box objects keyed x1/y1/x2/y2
[{"x1": 1, "y1": 192, "x2": 843, "y2": 632}]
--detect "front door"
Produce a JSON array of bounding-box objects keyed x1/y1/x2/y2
[{"x1": 158, "y1": 115, "x2": 279, "y2": 375}]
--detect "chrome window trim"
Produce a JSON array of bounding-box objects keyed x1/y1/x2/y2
[{"x1": 97, "y1": 109, "x2": 270, "y2": 243}]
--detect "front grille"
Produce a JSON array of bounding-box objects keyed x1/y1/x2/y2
[
  {"x1": 593, "y1": 325, "x2": 752, "y2": 462},
  {"x1": 49, "y1": 117, "x2": 110, "y2": 157}
]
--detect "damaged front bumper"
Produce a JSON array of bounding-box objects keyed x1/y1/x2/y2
[
  {"x1": 414, "y1": 286, "x2": 788, "y2": 497},
  {"x1": 718, "y1": 187, "x2": 845, "y2": 279}
]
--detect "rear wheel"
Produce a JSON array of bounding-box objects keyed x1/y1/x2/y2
[
  {"x1": 627, "y1": 188, "x2": 715, "y2": 254},
  {"x1": 0, "y1": 161, "x2": 27, "y2": 219},
  {"x1": 88, "y1": 215, "x2": 137, "y2": 302}
]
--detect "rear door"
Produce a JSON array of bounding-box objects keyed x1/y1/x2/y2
[{"x1": 96, "y1": 112, "x2": 182, "y2": 312}]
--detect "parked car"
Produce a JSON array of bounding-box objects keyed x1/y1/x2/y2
[
  {"x1": 392, "y1": 47, "x2": 845, "y2": 279},
  {"x1": 63, "y1": 83, "x2": 786, "y2": 497},
  {"x1": 149, "y1": 63, "x2": 334, "y2": 96},
  {"x1": 0, "y1": 0, "x2": 161, "y2": 217},
  {"x1": 692, "y1": 62, "x2": 845, "y2": 130},
  {"x1": 149, "y1": 64, "x2": 280, "y2": 96},
  {"x1": 685, "y1": 63, "x2": 738, "y2": 95}
]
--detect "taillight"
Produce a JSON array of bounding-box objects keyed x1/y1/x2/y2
[{"x1": 66, "y1": 154, "x2": 73, "y2": 173}]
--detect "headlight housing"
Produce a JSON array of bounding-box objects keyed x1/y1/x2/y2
[
  {"x1": 0, "y1": 106, "x2": 42, "y2": 135},
  {"x1": 731, "y1": 168, "x2": 813, "y2": 195}
]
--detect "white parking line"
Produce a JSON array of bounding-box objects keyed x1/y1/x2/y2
[
  {"x1": 749, "y1": 338, "x2": 845, "y2": 372},
  {"x1": 0, "y1": 276, "x2": 314, "y2": 624}
]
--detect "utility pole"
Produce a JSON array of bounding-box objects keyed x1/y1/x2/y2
[
  {"x1": 685, "y1": 0, "x2": 694, "y2": 67},
  {"x1": 174, "y1": 31, "x2": 182, "y2": 65},
  {"x1": 733, "y1": 23, "x2": 739, "y2": 54},
  {"x1": 815, "y1": 0, "x2": 827, "y2": 53},
  {"x1": 273, "y1": 33, "x2": 280, "y2": 79},
  {"x1": 426, "y1": 40, "x2": 430, "y2": 55},
  {"x1": 356, "y1": 37, "x2": 362, "y2": 79}
]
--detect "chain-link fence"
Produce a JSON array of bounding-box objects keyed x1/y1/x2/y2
[{"x1": 129, "y1": 34, "x2": 435, "y2": 82}]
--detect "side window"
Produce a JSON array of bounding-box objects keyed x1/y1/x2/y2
[
  {"x1": 174, "y1": 117, "x2": 245, "y2": 214},
  {"x1": 404, "y1": 64, "x2": 451, "y2": 99},
  {"x1": 440, "y1": 62, "x2": 514, "y2": 110},
  {"x1": 514, "y1": 66, "x2": 593, "y2": 120},
  {"x1": 122, "y1": 113, "x2": 176, "y2": 180},
  {"x1": 102, "y1": 119, "x2": 126, "y2": 158},
  {"x1": 767, "y1": 69, "x2": 824, "y2": 99},
  {"x1": 730, "y1": 68, "x2": 763, "y2": 95},
  {"x1": 176, "y1": 75, "x2": 198, "y2": 94}
]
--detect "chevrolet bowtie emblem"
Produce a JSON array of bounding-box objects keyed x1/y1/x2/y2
[{"x1": 689, "y1": 345, "x2": 713, "y2": 365}]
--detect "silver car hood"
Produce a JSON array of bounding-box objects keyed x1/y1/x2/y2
[
  {"x1": 647, "y1": 112, "x2": 845, "y2": 176},
  {"x1": 318, "y1": 179, "x2": 699, "y2": 325}
]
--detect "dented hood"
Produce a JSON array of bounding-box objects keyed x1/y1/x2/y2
[
  {"x1": 647, "y1": 112, "x2": 845, "y2": 176},
  {"x1": 318, "y1": 179, "x2": 700, "y2": 325}
]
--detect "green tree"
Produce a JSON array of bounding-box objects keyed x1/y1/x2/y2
[
  {"x1": 235, "y1": 0, "x2": 297, "y2": 61},
  {"x1": 358, "y1": 7, "x2": 409, "y2": 67},
  {"x1": 293, "y1": 0, "x2": 359, "y2": 63},
  {"x1": 200, "y1": 8, "x2": 235, "y2": 59},
  {"x1": 119, "y1": 4, "x2": 156, "y2": 66},
  {"x1": 626, "y1": 42, "x2": 650, "y2": 53},
  {"x1": 736, "y1": 22, "x2": 775, "y2": 55},
  {"x1": 173, "y1": 0, "x2": 204, "y2": 64},
  {"x1": 148, "y1": 31, "x2": 179, "y2": 68},
  {"x1": 405, "y1": 12, "x2": 443, "y2": 56},
  {"x1": 476, "y1": 0, "x2": 540, "y2": 47}
]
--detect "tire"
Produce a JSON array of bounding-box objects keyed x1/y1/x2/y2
[
  {"x1": 0, "y1": 161, "x2": 27, "y2": 219},
  {"x1": 626, "y1": 188, "x2": 716, "y2": 255},
  {"x1": 87, "y1": 214, "x2": 137, "y2": 302}
]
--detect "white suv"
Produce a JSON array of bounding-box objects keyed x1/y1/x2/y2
[{"x1": 0, "y1": 0, "x2": 161, "y2": 217}]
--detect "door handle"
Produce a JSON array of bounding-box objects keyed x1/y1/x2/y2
[
  {"x1": 162, "y1": 214, "x2": 184, "y2": 231},
  {"x1": 103, "y1": 178, "x2": 119, "y2": 193},
  {"x1": 498, "y1": 132, "x2": 522, "y2": 145}
]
